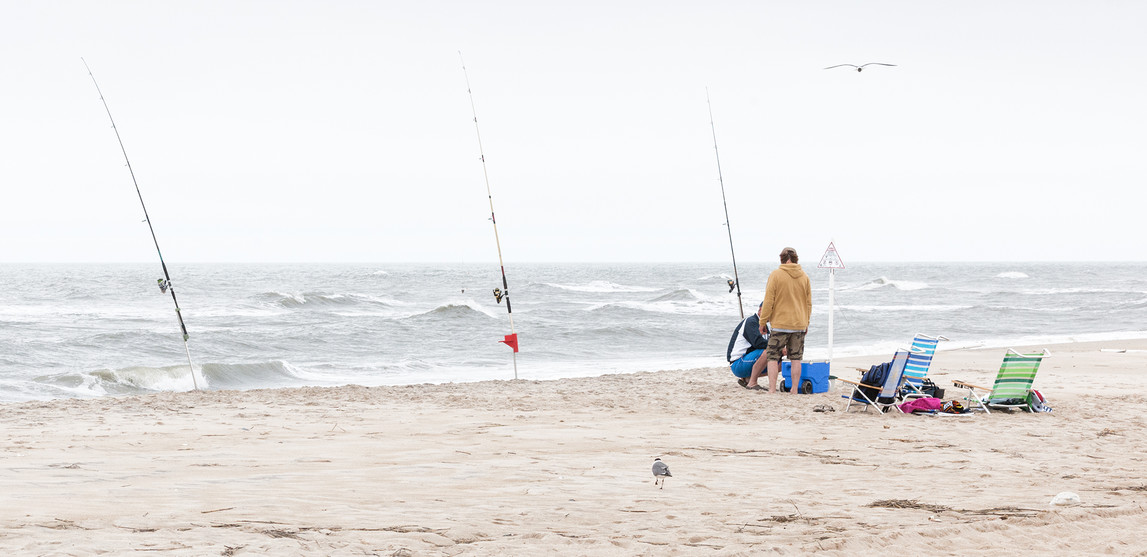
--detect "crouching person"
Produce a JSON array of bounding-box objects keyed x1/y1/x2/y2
[{"x1": 727, "y1": 308, "x2": 769, "y2": 390}]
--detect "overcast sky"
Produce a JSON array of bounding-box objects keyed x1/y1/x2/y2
[{"x1": 3, "y1": 1, "x2": 1144, "y2": 264}]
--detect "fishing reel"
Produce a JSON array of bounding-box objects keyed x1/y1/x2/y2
[
  {"x1": 493, "y1": 287, "x2": 505, "y2": 304},
  {"x1": 727, "y1": 279, "x2": 736, "y2": 293},
  {"x1": 157, "y1": 278, "x2": 170, "y2": 294}
]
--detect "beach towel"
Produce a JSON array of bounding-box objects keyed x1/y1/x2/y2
[{"x1": 898, "y1": 397, "x2": 943, "y2": 414}]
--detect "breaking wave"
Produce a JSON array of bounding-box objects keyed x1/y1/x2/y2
[
  {"x1": 544, "y1": 281, "x2": 660, "y2": 293},
  {"x1": 851, "y1": 277, "x2": 929, "y2": 291},
  {"x1": 39, "y1": 360, "x2": 315, "y2": 396},
  {"x1": 995, "y1": 271, "x2": 1029, "y2": 279},
  {"x1": 260, "y1": 291, "x2": 395, "y2": 309},
  {"x1": 650, "y1": 288, "x2": 704, "y2": 302}
]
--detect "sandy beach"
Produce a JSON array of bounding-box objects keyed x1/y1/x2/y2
[{"x1": 3, "y1": 339, "x2": 1146, "y2": 555}]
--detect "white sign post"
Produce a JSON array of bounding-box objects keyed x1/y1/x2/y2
[{"x1": 818, "y1": 242, "x2": 845, "y2": 368}]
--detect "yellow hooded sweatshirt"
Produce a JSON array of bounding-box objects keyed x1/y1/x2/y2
[{"x1": 758, "y1": 263, "x2": 812, "y2": 331}]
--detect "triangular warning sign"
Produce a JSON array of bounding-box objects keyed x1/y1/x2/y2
[{"x1": 818, "y1": 242, "x2": 845, "y2": 269}]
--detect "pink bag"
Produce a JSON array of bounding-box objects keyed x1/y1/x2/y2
[{"x1": 899, "y1": 397, "x2": 943, "y2": 413}]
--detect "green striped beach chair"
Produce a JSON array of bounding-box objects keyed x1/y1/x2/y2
[
  {"x1": 952, "y1": 349, "x2": 1050, "y2": 413},
  {"x1": 901, "y1": 334, "x2": 949, "y2": 399}
]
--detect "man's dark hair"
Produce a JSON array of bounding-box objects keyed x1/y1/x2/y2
[{"x1": 780, "y1": 247, "x2": 798, "y2": 264}]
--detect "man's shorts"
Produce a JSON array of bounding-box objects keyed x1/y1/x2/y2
[
  {"x1": 766, "y1": 331, "x2": 805, "y2": 362},
  {"x1": 729, "y1": 348, "x2": 764, "y2": 378}
]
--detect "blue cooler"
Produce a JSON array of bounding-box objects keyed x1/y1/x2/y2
[{"x1": 780, "y1": 361, "x2": 831, "y2": 394}]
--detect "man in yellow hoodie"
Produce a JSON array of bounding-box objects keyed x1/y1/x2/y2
[{"x1": 756, "y1": 247, "x2": 812, "y2": 393}]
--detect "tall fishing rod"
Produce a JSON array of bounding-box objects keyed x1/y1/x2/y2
[
  {"x1": 459, "y1": 52, "x2": 519, "y2": 379},
  {"x1": 82, "y1": 58, "x2": 199, "y2": 390},
  {"x1": 706, "y1": 88, "x2": 744, "y2": 319}
]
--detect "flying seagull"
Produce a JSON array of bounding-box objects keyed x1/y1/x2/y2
[
  {"x1": 824, "y1": 63, "x2": 897, "y2": 72},
  {"x1": 652, "y1": 458, "x2": 671, "y2": 489}
]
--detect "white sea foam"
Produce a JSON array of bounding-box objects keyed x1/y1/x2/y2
[
  {"x1": 1016, "y1": 287, "x2": 1123, "y2": 296},
  {"x1": 87, "y1": 363, "x2": 200, "y2": 393},
  {"x1": 697, "y1": 274, "x2": 734, "y2": 281},
  {"x1": 995, "y1": 271, "x2": 1029, "y2": 279},
  {"x1": 48, "y1": 360, "x2": 335, "y2": 396},
  {"x1": 266, "y1": 290, "x2": 306, "y2": 305},
  {"x1": 837, "y1": 304, "x2": 971, "y2": 313},
  {"x1": 585, "y1": 298, "x2": 732, "y2": 317},
  {"x1": 191, "y1": 307, "x2": 283, "y2": 319},
  {"x1": 0, "y1": 304, "x2": 164, "y2": 320},
  {"x1": 546, "y1": 281, "x2": 660, "y2": 293},
  {"x1": 850, "y1": 277, "x2": 929, "y2": 291},
  {"x1": 262, "y1": 291, "x2": 397, "y2": 308}
]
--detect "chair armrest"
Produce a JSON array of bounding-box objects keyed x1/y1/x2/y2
[
  {"x1": 952, "y1": 380, "x2": 989, "y2": 391},
  {"x1": 837, "y1": 378, "x2": 879, "y2": 390}
]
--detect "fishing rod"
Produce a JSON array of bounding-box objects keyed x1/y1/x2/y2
[
  {"x1": 82, "y1": 58, "x2": 199, "y2": 391},
  {"x1": 706, "y1": 88, "x2": 744, "y2": 319},
  {"x1": 459, "y1": 52, "x2": 519, "y2": 379}
]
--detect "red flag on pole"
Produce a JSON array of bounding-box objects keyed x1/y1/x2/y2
[{"x1": 500, "y1": 333, "x2": 519, "y2": 353}]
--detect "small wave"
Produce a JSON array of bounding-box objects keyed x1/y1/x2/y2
[
  {"x1": 372, "y1": 270, "x2": 389, "y2": 276},
  {"x1": 409, "y1": 302, "x2": 498, "y2": 320},
  {"x1": 41, "y1": 360, "x2": 314, "y2": 395},
  {"x1": 260, "y1": 291, "x2": 393, "y2": 309},
  {"x1": 850, "y1": 277, "x2": 928, "y2": 292},
  {"x1": 649, "y1": 288, "x2": 703, "y2": 302},
  {"x1": 544, "y1": 281, "x2": 660, "y2": 293},
  {"x1": 200, "y1": 360, "x2": 310, "y2": 389},
  {"x1": 585, "y1": 297, "x2": 733, "y2": 316},
  {"x1": 838, "y1": 304, "x2": 971, "y2": 313},
  {"x1": 1014, "y1": 287, "x2": 1126, "y2": 296},
  {"x1": 697, "y1": 274, "x2": 734, "y2": 281},
  {"x1": 995, "y1": 271, "x2": 1029, "y2": 279}
]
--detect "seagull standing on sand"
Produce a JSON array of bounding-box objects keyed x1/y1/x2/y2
[
  {"x1": 824, "y1": 63, "x2": 897, "y2": 72},
  {"x1": 652, "y1": 458, "x2": 671, "y2": 489}
]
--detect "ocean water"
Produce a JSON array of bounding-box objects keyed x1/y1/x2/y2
[{"x1": 1, "y1": 262, "x2": 1144, "y2": 402}]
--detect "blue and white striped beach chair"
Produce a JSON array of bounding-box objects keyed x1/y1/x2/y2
[
  {"x1": 901, "y1": 334, "x2": 948, "y2": 399},
  {"x1": 839, "y1": 349, "x2": 913, "y2": 414}
]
